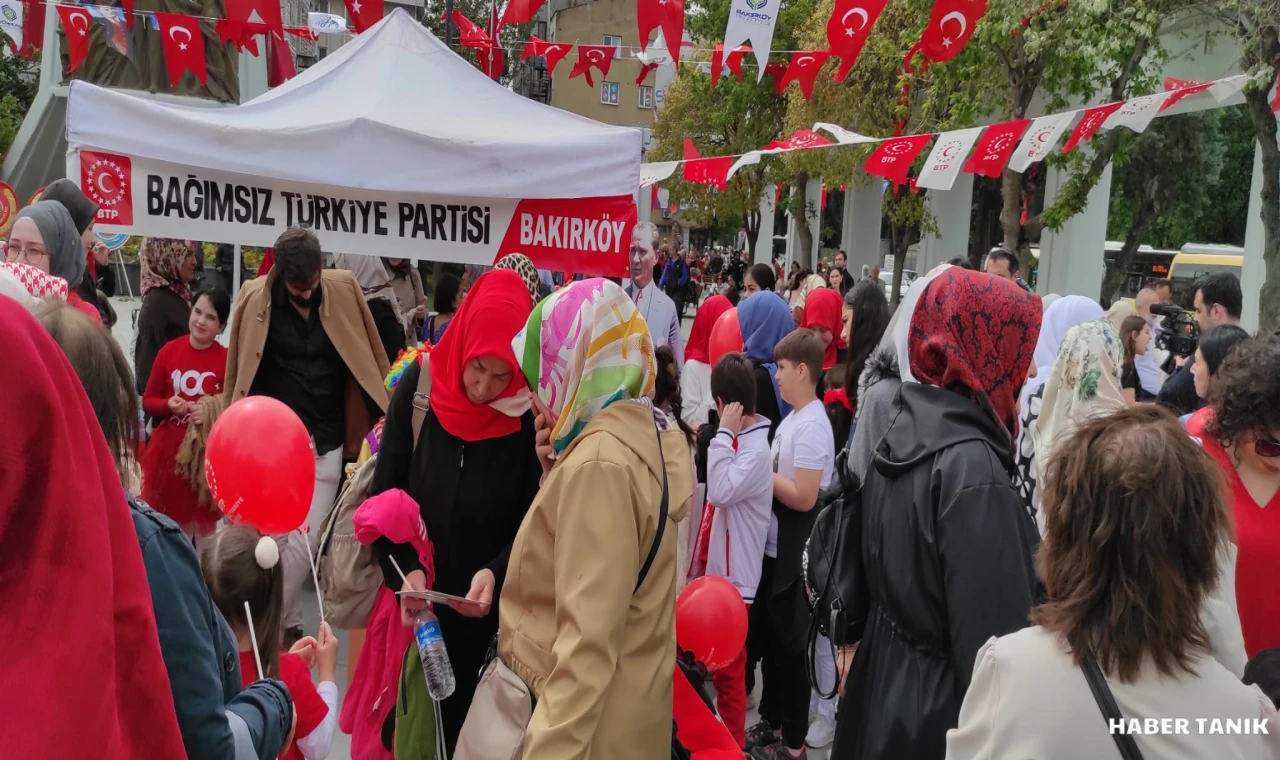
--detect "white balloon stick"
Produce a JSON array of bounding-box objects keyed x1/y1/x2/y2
[{"x1": 244, "y1": 601, "x2": 264, "y2": 681}]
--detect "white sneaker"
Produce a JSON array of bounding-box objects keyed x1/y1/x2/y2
[{"x1": 806, "y1": 716, "x2": 836, "y2": 749}]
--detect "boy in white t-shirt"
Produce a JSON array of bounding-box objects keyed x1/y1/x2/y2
[
  {"x1": 704, "y1": 351, "x2": 774, "y2": 749},
  {"x1": 747, "y1": 329, "x2": 836, "y2": 760}
]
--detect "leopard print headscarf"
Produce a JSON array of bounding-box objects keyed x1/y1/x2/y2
[{"x1": 494, "y1": 253, "x2": 541, "y2": 305}]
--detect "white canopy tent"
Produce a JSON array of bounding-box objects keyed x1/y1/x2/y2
[{"x1": 64, "y1": 8, "x2": 642, "y2": 278}]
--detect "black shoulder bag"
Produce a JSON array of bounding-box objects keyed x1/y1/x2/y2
[{"x1": 1082, "y1": 652, "x2": 1145, "y2": 760}]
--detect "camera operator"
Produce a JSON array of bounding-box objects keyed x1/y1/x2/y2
[
  {"x1": 1157, "y1": 272, "x2": 1243, "y2": 415},
  {"x1": 1134, "y1": 288, "x2": 1168, "y2": 397}
]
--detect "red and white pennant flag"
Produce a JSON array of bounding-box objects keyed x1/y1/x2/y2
[
  {"x1": 916, "y1": 126, "x2": 983, "y2": 191},
  {"x1": 961, "y1": 119, "x2": 1028, "y2": 178},
  {"x1": 1008, "y1": 111, "x2": 1074, "y2": 172}
]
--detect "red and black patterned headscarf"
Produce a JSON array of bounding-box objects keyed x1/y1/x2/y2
[{"x1": 907, "y1": 267, "x2": 1042, "y2": 441}]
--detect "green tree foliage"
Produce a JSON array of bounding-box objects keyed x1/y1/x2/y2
[{"x1": 0, "y1": 51, "x2": 37, "y2": 162}]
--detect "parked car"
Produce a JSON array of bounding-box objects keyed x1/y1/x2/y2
[{"x1": 880, "y1": 268, "x2": 915, "y2": 300}]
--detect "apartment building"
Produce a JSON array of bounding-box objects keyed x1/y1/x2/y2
[{"x1": 546, "y1": 0, "x2": 658, "y2": 129}]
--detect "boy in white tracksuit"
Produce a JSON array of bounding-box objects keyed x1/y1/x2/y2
[{"x1": 704, "y1": 352, "x2": 774, "y2": 749}]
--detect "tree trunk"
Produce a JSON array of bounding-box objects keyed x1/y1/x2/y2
[
  {"x1": 1000, "y1": 167, "x2": 1024, "y2": 258},
  {"x1": 1245, "y1": 80, "x2": 1280, "y2": 334},
  {"x1": 888, "y1": 221, "x2": 910, "y2": 308},
  {"x1": 793, "y1": 172, "x2": 813, "y2": 267},
  {"x1": 1100, "y1": 183, "x2": 1160, "y2": 308},
  {"x1": 743, "y1": 209, "x2": 761, "y2": 260}
]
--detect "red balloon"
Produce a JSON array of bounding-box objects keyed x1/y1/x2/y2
[
  {"x1": 707, "y1": 308, "x2": 742, "y2": 368},
  {"x1": 205, "y1": 397, "x2": 315, "y2": 534},
  {"x1": 676, "y1": 576, "x2": 747, "y2": 671}
]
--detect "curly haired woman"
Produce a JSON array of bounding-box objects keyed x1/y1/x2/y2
[{"x1": 1190, "y1": 334, "x2": 1280, "y2": 658}]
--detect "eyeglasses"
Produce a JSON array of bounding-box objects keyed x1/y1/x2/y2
[
  {"x1": 4, "y1": 244, "x2": 48, "y2": 267},
  {"x1": 1254, "y1": 434, "x2": 1280, "y2": 459}
]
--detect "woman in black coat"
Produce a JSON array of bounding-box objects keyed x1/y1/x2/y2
[
  {"x1": 832, "y1": 266, "x2": 1043, "y2": 760},
  {"x1": 369, "y1": 270, "x2": 541, "y2": 754}
]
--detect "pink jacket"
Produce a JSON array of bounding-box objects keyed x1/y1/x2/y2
[{"x1": 340, "y1": 489, "x2": 434, "y2": 760}]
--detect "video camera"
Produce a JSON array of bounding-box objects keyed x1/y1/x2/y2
[{"x1": 1150, "y1": 302, "x2": 1200, "y2": 359}]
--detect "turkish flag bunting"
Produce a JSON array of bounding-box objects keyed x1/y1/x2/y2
[
  {"x1": 780, "y1": 51, "x2": 832, "y2": 100},
  {"x1": 725, "y1": 44, "x2": 751, "y2": 82},
  {"x1": 500, "y1": 0, "x2": 546, "y2": 25},
  {"x1": 476, "y1": 1, "x2": 504, "y2": 80},
  {"x1": 568, "y1": 44, "x2": 615, "y2": 87},
  {"x1": 827, "y1": 0, "x2": 886, "y2": 81},
  {"x1": 918, "y1": 0, "x2": 987, "y2": 63},
  {"x1": 285, "y1": 26, "x2": 319, "y2": 41},
  {"x1": 520, "y1": 37, "x2": 573, "y2": 76},
  {"x1": 266, "y1": 30, "x2": 296, "y2": 86},
  {"x1": 711, "y1": 44, "x2": 724, "y2": 90},
  {"x1": 225, "y1": 0, "x2": 281, "y2": 33},
  {"x1": 637, "y1": 62, "x2": 659, "y2": 85},
  {"x1": 682, "y1": 138, "x2": 733, "y2": 191},
  {"x1": 156, "y1": 13, "x2": 207, "y2": 87},
  {"x1": 764, "y1": 61, "x2": 787, "y2": 94},
  {"x1": 764, "y1": 129, "x2": 834, "y2": 152},
  {"x1": 637, "y1": 0, "x2": 685, "y2": 63},
  {"x1": 962, "y1": 119, "x2": 1029, "y2": 178},
  {"x1": 447, "y1": 10, "x2": 487, "y2": 46},
  {"x1": 1061, "y1": 102, "x2": 1122, "y2": 153},
  {"x1": 344, "y1": 0, "x2": 383, "y2": 34},
  {"x1": 862, "y1": 134, "x2": 933, "y2": 185},
  {"x1": 1161, "y1": 77, "x2": 1213, "y2": 111},
  {"x1": 216, "y1": 19, "x2": 271, "y2": 55},
  {"x1": 821, "y1": 183, "x2": 828, "y2": 209},
  {"x1": 56, "y1": 5, "x2": 92, "y2": 72}
]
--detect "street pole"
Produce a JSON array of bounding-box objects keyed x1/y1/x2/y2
[{"x1": 444, "y1": 0, "x2": 454, "y2": 48}]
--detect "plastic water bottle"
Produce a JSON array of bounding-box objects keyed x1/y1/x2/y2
[{"x1": 414, "y1": 608, "x2": 456, "y2": 700}]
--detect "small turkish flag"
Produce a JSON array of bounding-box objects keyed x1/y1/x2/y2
[
  {"x1": 156, "y1": 13, "x2": 207, "y2": 87},
  {"x1": 1061, "y1": 102, "x2": 1122, "y2": 154},
  {"x1": 447, "y1": 10, "x2": 485, "y2": 45},
  {"x1": 226, "y1": 0, "x2": 281, "y2": 33},
  {"x1": 520, "y1": 37, "x2": 572, "y2": 76},
  {"x1": 962, "y1": 119, "x2": 1029, "y2": 178},
  {"x1": 918, "y1": 0, "x2": 987, "y2": 63},
  {"x1": 55, "y1": 5, "x2": 92, "y2": 73},
  {"x1": 711, "y1": 44, "x2": 724, "y2": 89},
  {"x1": 500, "y1": 0, "x2": 546, "y2": 26},
  {"x1": 780, "y1": 51, "x2": 831, "y2": 100},
  {"x1": 863, "y1": 134, "x2": 933, "y2": 185},
  {"x1": 637, "y1": 62, "x2": 658, "y2": 85},
  {"x1": 682, "y1": 138, "x2": 733, "y2": 191},
  {"x1": 216, "y1": 19, "x2": 270, "y2": 56},
  {"x1": 343, "y1": 0, "x2": 383, "y2": 34},
  {"x1": 827, "y1": 0, "x2": 886, "y2": 81},
  {"x1": 568, "y1": 44, "x2": 615, "y2": 87},
  {"x1": 764, "y1": 61, "x2": 787, "y2": 94},
  {"x1": 1161, "y1": 78, "x2": 1213, "y2": 112},
  {"x1": 725, "y1": 44, "x2": 751, "y2": 82},
  {"x1": 266, "y1": 30, "x2": 296, "y2": 86},
  {"x1": 637, "y1": 0, "x2": 685, "y2": 63}
]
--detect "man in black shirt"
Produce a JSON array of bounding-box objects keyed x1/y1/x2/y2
[{"x1": 1158, "y1": 272, "x2": 1243, "y2": 416}]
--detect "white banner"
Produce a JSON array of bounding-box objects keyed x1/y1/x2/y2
[
  {"x1": 1008, "y1": 111, "x2": 1076, "y2": 173},
  {"x1": 1102, "y1": 91, "x2": 1172, "y2": 134},
  {"x1": 723, "y1": 0, "x2": 779, "y2": 82},
  {"x1": 0, "y1": 0, "x2": 22, "y2": 52},
  {"x1": 308, "y1": 12, "x2": 348, "y2": 35},
  {"x1": 68, "y1": 149, "x2": 637, "y2": 275},
  {"x1": 813, "y1": 122, "x2": 877, "y2": 145},
  {"x1": 916, "y1": 126, "x2": 983, "y2": 191},
  {"x1": 639, "y1": 160, "x2": 679, "y2": 187}
]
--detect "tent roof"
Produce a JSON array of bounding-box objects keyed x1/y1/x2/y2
[{"x1": 66, "y1": 9, "x2": 640, "y2": 200}]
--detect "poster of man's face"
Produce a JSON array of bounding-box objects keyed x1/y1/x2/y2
[{"x1": 629, "y1": 226, "x2": 657, "y2": 290}]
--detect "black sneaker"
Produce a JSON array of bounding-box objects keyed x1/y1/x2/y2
[
  {"x1": 749, "y1": 743, "x2": 807, "y2": 760},
  {"x1": 744, "y1": 721, "x2": 779, "y2": 752}
]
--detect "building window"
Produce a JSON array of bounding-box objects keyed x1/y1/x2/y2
[
  {"x1": 603, "y1": 34, "x2": 622, "y2": 55},
  {"x1": 600, "y1": 81, "x2": 619, "y2": 106},
  {"x1": 638, "y1": 85, "x2": 653, "y2": 109}
]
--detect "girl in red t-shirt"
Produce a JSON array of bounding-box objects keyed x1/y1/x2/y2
[
  {"x1": 204, "y1": 525, "x2": 340, "y2": 760},
  {"x1": 140, "y1": 287, "x2": 229, "y2": 536}
]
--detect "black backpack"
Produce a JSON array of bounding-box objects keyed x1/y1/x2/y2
[{"x1": 803, "y1": 448, "x2": 871, "y2": 698}]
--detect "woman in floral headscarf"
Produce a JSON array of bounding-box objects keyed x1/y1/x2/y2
[
  {"x1": 134, "y1": 238, "x2": 196, "y2": 394},
  {"x1": 832, "y1": 266, "x2": 1042, "y2": 760},
  {"x1": 490, "y1": 279, "x2": 693, "y2": 760}
]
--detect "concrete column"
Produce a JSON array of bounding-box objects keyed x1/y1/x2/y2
[
  {"x1": 753, "y1": 187, "x2": 776, "y2": 265},
  {"x1": 1036, "y1": 163, "x2": 1111, "y2": 298},
  {"x1": 840, "y1": 175, "x2": 885, "y2": 277},
  {"x1": 1241, "y1": 136, "x2": 1269, "y2": 333},
  {"x1": 637, "y1": 187, "x2": 650, "y2": 224},
  {"x1": 916, "y1": 174, "x2": 974, "y2": 274},
  {"x1": 785, "y1": 179, "x2": 822, "y2": 268}
]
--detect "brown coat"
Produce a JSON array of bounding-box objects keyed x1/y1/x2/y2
[
  {"x1": 223, "y1": 269, "x2": 392, "y2": 457},
  {"x1": 497, "y1": 401, "x2": 693, "y2": 760}
]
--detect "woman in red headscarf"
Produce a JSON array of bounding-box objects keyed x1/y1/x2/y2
[
  {"x1": 800, "y1": 287, "x2": 845, "y2": 372},
  {"x1": 368, "y1": 269, "x2": 542, "y2": 754},
  {"x1": 0, "y1": 297, "x2": 188, "y2": 760},
  {"x1": 831, "y1": 266, "x2": 1043, "y2": 760},
  {"x1": 681, "y1": 294, "x2": 734, "y2": 431}
]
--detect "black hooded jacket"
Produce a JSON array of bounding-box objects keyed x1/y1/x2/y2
[{"x1": 832, "y1": 382, "x2": 1039, "y2": 760}]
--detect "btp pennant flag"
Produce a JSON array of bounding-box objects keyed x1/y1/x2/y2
[
  {"x1": 156, "y1": 12, "x2": 207, "y2": 87},
  {"x1": 1007, "y1": 111, "x2": 1074, "y2": 172},
  {"x1": 683, "y1": 137, "x2": 733, "y2": 191},
  {"x1": 863, "y1": 134, "x2": 933, "y2": 185},
  {"x1": 916, "y1": 126, "x2": 982, "y2": 191},
  {"x1": 1061, "y1": 102, "x2": 1122, "y2": 153},
  {"x1": 962, "y1": 119, "x2": 1029, "y2": 178}
]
